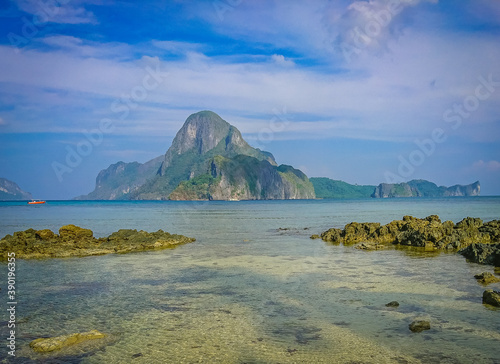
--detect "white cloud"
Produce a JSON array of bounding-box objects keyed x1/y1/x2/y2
[
  {"x1": 37, "y1": 35, "x2": 134, "y2": 60},
  {"x1": 472, "y1": 160, "x2": 500, "y2": 172},
  {"x1": 329, "y1": 0, "x2": 439, "y2": 62},
  {"x1": 151, "y1": 40, "x2": 205, "y2": 55},
  {"x1": 271, "y1": 54, "x2": 294, "y2": 67},
  {"x1": 13, "y1": 0, "x2": 97, "y2": 24},
  {"x1": 0, "y1": 13, "x2": 499, "y2": 144},
  {"x1": 41, "y1": 35, "x2": 83, "y2": 48}
]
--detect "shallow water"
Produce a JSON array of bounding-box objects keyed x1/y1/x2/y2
[{"x1": 1, "y1": 198, "x2": 500, "y2": 363}]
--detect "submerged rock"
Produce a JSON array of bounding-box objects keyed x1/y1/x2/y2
[
  {"x1": 30, "y1": 330, "x2": 106, "y2": 353},
  {"x1": 385, "y1": 301, "x2": 400, "y2": 308},
  {"x1": 482, "y1": 290, "x2": 500, "y2": 307},
  {"x1": 459, "y1": 243, "x2": 500, "y2": 266},
  {"x1": 409, "y1": 320, "x2": 431, "y2": 333},
  {"x1": 0, "y1": 226, "x2": 195, "y2": 260},
  {"x1": 355, "y1": 242, "x2": 387, "y2": 250},
  {"x1": 317, "y1": 216, "x2": 500, "y2": 257},
  {"x1": 474, "y1": 272, "x2": 500, "y2": 285}
]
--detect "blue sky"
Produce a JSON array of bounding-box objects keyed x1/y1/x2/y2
[{"x1": 0, "y1": 0, "x2": 499, "y2": 199}]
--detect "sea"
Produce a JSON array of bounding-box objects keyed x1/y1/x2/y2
[{"x1": 1, "y1": 197, "x2": 500, "y2": 363}]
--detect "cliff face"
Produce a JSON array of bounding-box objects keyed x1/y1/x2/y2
[
  {"x1": 79, "y1": 111, "x2": 314, "y2": 200},
  {"x1": 159, "y1": 111, "x2": 276, "y2": 176},
  {"x1": 372, "y1": 180, "x2": 480, "y2": 198},
  {"x1": 0, "y1": 178, "x2": 32, "y2": 200},
  {"x1": 169, "y1": 156, "x2": 315, "y2": 201},
  {"x1": 75, "y1": 156, "x2": 163, "y2": 200},
  {"x1": 443, "y1": 181, "x2": 480, "y2": 197}
]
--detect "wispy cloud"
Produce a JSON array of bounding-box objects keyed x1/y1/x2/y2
[
  {"x1": 271, "y1": 54, "x2": 294, "y2": 67},
  {"x1": 1, "y1": 0, "x2": 500, "y2": 197},
  {"x1": 472, "y1": 160, "x2": 500, "y2": 172},
  {"x1": 12, "y1": 0, "x2": 97, "y2": 24},
  {"x1": 330, "y1": 0, "x2": 438, "y2": 62},
  {"x1": 0, "y1": 25, "x2": 499, "y2": 144},
  {"x1": 151, "y1": 40, "x2": 205, "y2": 55}
]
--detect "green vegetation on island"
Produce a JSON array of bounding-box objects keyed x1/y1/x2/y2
[
  {"x1": 310, "y1": 177, "x2": 480, "y2": 199},
  {"x1": 79, "y1": 111, "x2": 315, "y2": 201},
  {"x1": 310, "y1": 178, "x2": 375, "y2": 199},
  {"x1": 372, "y1": 180, "x2": 481, "y2": 198}
]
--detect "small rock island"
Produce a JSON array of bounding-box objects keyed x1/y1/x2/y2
[
  {"x1": 314, "y1": 215, "x2": 500, "y2": 266},
  {"x1": 0, "y1": 224, "x2": 195, "y2": 260}
]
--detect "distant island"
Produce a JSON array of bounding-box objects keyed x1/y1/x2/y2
[
  {"x1": 77, "y1": 111, "x2": 315, "y2": 200},
  {"x1": 1, "y1": 110, "x2": 481, "y2": 202},
  {"x1": 0, "y1": 178, "x2": 32, "y2": 200},
  {"x1": 311, "y1": 178, "x2": 480, "y2": 199},
  {"x1": 74, "y1": 110, "x2": 481, "y2": 201}
]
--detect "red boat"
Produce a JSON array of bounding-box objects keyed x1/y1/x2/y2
[{"x1": 28, "y1": 200, "x2": 46, "y2": 205}]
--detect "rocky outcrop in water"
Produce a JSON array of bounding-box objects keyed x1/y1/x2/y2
[
  {"x1": 459, "y1": 243, "x2": 500, "y2": 266},
  {"x1": 317, "y1": 216, "x2": 500, "y2": 261},
  {"x1": 30, "y1": 330, "x2": 106, "y2": 353},
  {"x1": 482, "y1": 290, "x2": 500, "y2": 307},
  {"x1": 409, "y1": 320, "x2": 431, "y2": 333},
  {"x1": 0, "y1": 225, "x2": 195, "y2": 260},
  {"x1": 474, "y1": 272, "x2": 500, "y2": 285}
]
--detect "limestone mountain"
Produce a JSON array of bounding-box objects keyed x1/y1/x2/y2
[
  {"x1": 75, "y1": 156, "x2": 164, "y2": 200},
  {"x1": 371, "y1": 180, "x2": 480, "y2": 198},
  {"x1": 0, "y1": 178, "x2": 32, "y2": 200},
  {"x1": 311, "y1": 178, "x2": 480, "y2": 199},
  {"x1": 79, "y1": 111, "x2": 315, "y2": 200},
  {"x1": 169, "y1": 155, "x2": 315, "y2": 200}
]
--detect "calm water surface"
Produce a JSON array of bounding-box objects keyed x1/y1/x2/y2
[{"x1": 1, "y1": 197, "x2": 499, "y2": 363}]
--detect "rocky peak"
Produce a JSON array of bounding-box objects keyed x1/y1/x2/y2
[
  {"x1": 159, "y1": 110, "x2": 275, "y2": 176},
  {"x1": 170, "y1": 111, "x2": 232, "y2": 156}
]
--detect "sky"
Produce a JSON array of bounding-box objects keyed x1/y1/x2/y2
[{"x1": 0, "y1": 0, "x2": 499, "y2": 199}]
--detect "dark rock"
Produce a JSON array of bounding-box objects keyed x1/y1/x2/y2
[
  {"x1": 385, "y1": 301, "x2": 400, "y2": 308},
  {"x1": 35, "y1": 229, "x2": 56, "y2": 241},
  {"x1": 319, "y1": 215, "x2": 500, "y2": 256},
  {"x1": 474, "y1": 272, "x2": 500, "y2": 285},
  {"x1": 0, "y1": 226, "x2": 195, "y2": 260},
  {"x1": 409, "y1": 320, "x2": 431, "y2": 332},
  {"x1": 343, "y1": 222, "x2": 381, "y2": 245},
  {"x1": 459, "y1": 243, "x2": 500, "y2": 266},
  {"x1": 59, "y1": 224, "x2": 94, "y2": 241},
  {"x1": 355, "y1": 242, "x2": 387, "y2": 250},
  {"x1": 320, "y1": 227, "x2": 342, "y2": 244},
  {"x1": 482, "y1": 290, "x2": 500, "y2": 307},
  {"x1": 132, "y1": 353, "x2": 143, "y2": 358}
]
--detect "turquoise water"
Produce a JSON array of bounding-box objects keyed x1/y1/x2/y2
[{"x1": 1, "y1": 197, "x2": 500, "y2": 363}]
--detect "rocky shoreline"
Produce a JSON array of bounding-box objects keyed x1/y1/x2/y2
[
  {"x1": 0, "y1": 225, "x2": 195, "y2": 260},
  {"x1": 312, "y1": 215, "x2": 500, "y2": 308},
  {"x1": 312, "y1": 215, "x2": 500, "y2": 267}
]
